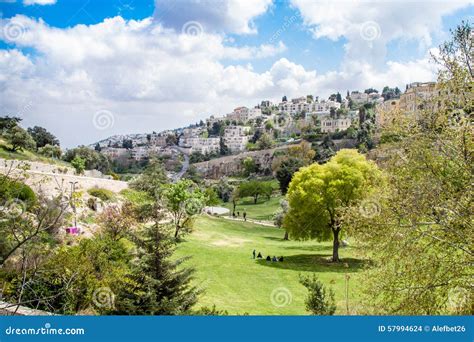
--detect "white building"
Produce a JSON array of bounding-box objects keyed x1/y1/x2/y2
[
  {"x1": 279, "y1": 97, "x2": 341, "y2": 115},
  {"x1": 320, "y1": 117, "x2": 352, "y2": 133},
  {"x1": 182, "y1": 137, "x2": 220, "y2": 155},
  {"x1": 350, "y1": 91, "x2": 369, "y2": 105},
  {"x1": 226, "y1": 107, "x2": 262, "y2": 123},
  {"x1": 223, "y1": 126, "x2": 250, "y2": 152}
]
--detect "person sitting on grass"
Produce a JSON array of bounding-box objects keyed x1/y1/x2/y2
[
  {"x1": 278, "y1": 256, "x2": 284, "y2": 262},
  {"x1": 257, "y1": 252, "x2": 262, "y2": 259},
  {"x1": 266, "y1": 255, "x2": 271, "y2": 261},
  {"x1": 272, "y1": 256, "x2": 277, "y2": 262}
]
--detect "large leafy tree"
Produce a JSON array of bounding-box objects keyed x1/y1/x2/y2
[
  {"x1": 275, "y1": 157, "x2": 304, "y2": 194},
  {"x1": 4, "y1": 126, "x2": 36, "y2": 152},
  {"x1": 238, "y1": 180, "x2": 273, "y2": 204},
  {"x1": 349, "y1": 21, "x2": 473, "y2": 314},
  {"x1": 284, "y1": 149, "x2": 381, "y2": 262},
  {"x1": 27, "y1": 126, "x2": 60, "y2": 148},
  {"x1": 130, "y1": 159, "x2": 168, "y2": 198},
  {"x1": 162, "y1": 179, "x2": 205, "y2": 239}
]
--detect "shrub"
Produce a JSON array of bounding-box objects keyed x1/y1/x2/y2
[
  {"x1": 299, "y1": 274, "x2": 336, "y2": 315},
  {"x1": 0, "y1": 177, "x2": 37, "y2": 208},
  {"x1": 87, "y1": 188, "x2": 115, "y2": 202}
]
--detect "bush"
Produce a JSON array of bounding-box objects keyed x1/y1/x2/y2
[
  {"x1": 119, "y1": 189, "x2": 153, "y2": 206},
  {"x1": 299, "y1": 274, "x2": 336, "y2": 315},
  {"x1": 87, "y1": 188, "x2": 115, "y2": 202},
  {"x1": 0, "y1": 177, "x2": 37, "y2": 208}
]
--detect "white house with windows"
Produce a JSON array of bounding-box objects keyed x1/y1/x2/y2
[{"x1": 223, "y1": 125, "x2": 250, "y2": 152}]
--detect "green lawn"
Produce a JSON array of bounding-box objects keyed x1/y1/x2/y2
[
  {"x1": 175, "y1": 215, "x2": 368, "y2": 315},
  {"x1": 220, "y1": 195, "x2": 283, "y2": 221}
]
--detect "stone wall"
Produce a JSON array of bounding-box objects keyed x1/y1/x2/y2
[{"x1": 193, "y1": 145, "x2": 297, "y2": 178}]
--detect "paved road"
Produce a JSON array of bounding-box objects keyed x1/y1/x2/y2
[{"x1": 170, "y1": 146, "x2": 189, "y2": 181}]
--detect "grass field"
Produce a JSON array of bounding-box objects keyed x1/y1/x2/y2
[
  {"x1": 175, "y1": 215, "x2": 368, "y2": 315},
  {"x1": 220, "y1": 195, "x2": 283, "y2": 221},
  {"x1": 0, "y1": 138, "x2": 70, "y2": 166}
]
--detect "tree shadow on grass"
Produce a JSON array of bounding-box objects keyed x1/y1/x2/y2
[
  {"x1": 280, "y1": 245, "x2": 334, "y2": 252},
  {"x1": 256, "y1": 254, "x2": 370, "y2": 273}
]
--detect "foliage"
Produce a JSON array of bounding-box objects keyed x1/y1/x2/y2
[
  {"x1": 4, "y1": 126, "x2": 36, "y2": 152},
  {"x1": 63, "y1": 146, "x2": 110, "y2": 173},
  {"x1": 115, "y1": 221, "x2": 200, "y2": 314},
  {"x1": 27, "y1": 126, "x2": 60, "y2": 148},
  {"x1": 348, "y1": 22, "x2": 474, "y2": 314},
  {"x1": 284, "y1": 149, "x2": 382, "y2": 262},
  {"x1": 162, "y1": 179, "x2": 205, "y2": 239},
  {"x1": 97, "y1": 203, "x2": 136, "y2": 241},
  {"x1": 256, "y1": 132, "x2": 274, "y2": 150},
  {"x1": 275, "y1": 157, "x2": 304, "y2": 195},
  {"x1": 129, "y1": 159, "x2": 168, "y2": 199},
  {"x1": 238, "y1": 180, "x2": 273, "y2": 204},
  {"x1": 0, "y1": 116, "x2": 22, "y2": 132},
  {"x1": 241, "y1": 157, "x2": 257, "y2": 176},
  {"x1": 38, "y1": 144, "x2": 62, "y2": 159},
  {"x1": 215, "y1": 178, "x2": 233, "y2": 202},
  {"x1": 87, "y1": 187, "x2": 115, "y2": 202},
  {"x1": 0, "y1": 177, "x2": 37, "y2": 209},
  {"x1": 299, "y1": 274, "x2": 336, "y2": 315},
  {"x1": 71, "y1": 155, "x2": 86, "y2": 175}
]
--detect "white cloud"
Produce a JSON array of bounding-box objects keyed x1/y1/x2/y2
[
  {"x1": 23, "y1": 0, "x2": 56, "y2": 5},
  {"x1": 153, "y1": 0, "x2": 272, "y2": 34},
  {"x1": 291, "y1": 0, "x2": 472, "y2": 66},
  {"x1": 0, "y1": 10, "x2": 441, "y2": 148}
]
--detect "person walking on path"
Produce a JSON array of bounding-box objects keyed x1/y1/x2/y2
[
  {"x1": 252, "y1": 249, "x2": 256, "y2": 259},
  {"x1": 243, "y1": 210, "x2": 247, "y2": 221}
]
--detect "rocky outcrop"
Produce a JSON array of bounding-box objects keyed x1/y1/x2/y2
[{"x1": 193, "y1": 145, "x2": 296, "y2": 178}]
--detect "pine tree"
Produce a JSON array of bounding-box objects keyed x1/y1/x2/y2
[{"x1": 114, "y1": 221, "x2": 200, "y2": 315}]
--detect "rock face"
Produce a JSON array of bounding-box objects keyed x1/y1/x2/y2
[
  {"x1": 193, "y1": 145, "x2": 295, "y2": 179},
  {"x1": 0, "y1": 301, "x2": 54, "y2": 316}
]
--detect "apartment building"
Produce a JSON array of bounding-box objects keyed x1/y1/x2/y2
[
  {"x1": 320, "y1": 117, "x2": 352, "y2": 133},
  {"x1": 399, "y1": 82, "x2": 437, "y2": 113},
  {"x1": 223, "y1": 125, "x2": 250, "y2": 152}
]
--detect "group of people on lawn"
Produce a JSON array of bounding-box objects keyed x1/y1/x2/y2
[
  {"x1": 252, "y1": 250, "x2": 284, "y2": 262},
  {"x1": 232, "y1": 210, "x2": 247, "y2": 221}
]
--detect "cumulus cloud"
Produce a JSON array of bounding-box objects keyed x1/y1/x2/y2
[
  {"x1": 23, "y1": 0, "x2": 56, "y2": 5},
  {"x1": 153, "y1": 0, "x2": 272, "y2": 34},
  {"x1": 0, "y1": 8, "x2": 441, "y2": 147},
  {"x1": 291, "y1": 0, "x2": 472, "y2": 67}
]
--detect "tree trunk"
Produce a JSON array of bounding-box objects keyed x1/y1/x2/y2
[
  {"x1": 332, "y1": 228, "x2": 340, "y2": 262},
  {"x1": 174, "y1": 226, "x2": 180, "y2": 240},
  {"x1": 283, "y1": 231, "x2": 289, "y2": 240},
  {"x1": 254, "y1": 194, "x2": 258, "y2": 204}
]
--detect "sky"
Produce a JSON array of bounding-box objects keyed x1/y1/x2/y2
[{"x1": 0, "y1": 0, "x2": 473, "y2": 147}]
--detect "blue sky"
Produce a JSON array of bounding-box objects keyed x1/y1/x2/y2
[{"x1": 0, "y1": 0, "x2": 472, "y2": 146}]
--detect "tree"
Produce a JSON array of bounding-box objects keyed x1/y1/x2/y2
[
  {"x1": 364, "y1": 88, "x2": 378, "y2": 94},
  {"x1": 348, "y1": 22, "x2": 474, "y2": 314},
  {"x1": 215, "y1": 178, "x2": 233, "y2": 202},
  {"x1": 0, "y1": 116, "x2": 21, "y2": 132},
  {"x1": 166, "y1": 134, "x2": 178, "y2": 146},
  {"x1": 219, "y1": 137, "x2": 229, "y2": 156},
  {"x1": 239, "y1": 180, "x2": 273, "y2": 204},
  {"x1": 130, "y1": 159, "x2": 168, "y2": 199},
  {"x1": 27, "y1": 126, "x2": 59, "y2": 148},
  {"x1": 97, "y1": 204, "x2": 136, "y2": 241},
  {"x1": 257, "y1": 133, "x2": 273, "y2": 150},
  {"x1": 273, "y1": 199, "x2": 289, "y2": 240},
  {"x1": 116, "y1": 220, "x2": 200, "y2": 315},
  {"x1": 71, "y1": 156, "x2": 86, "y2": 175},
  {"x1": 284, "y1": 149, "x2": 381, "y2": 262},
  {"x1": 275, "y1": 158, "x2": 304, "y2": 195},
  {"x1": 4, "y1": 126, "x2": 36, "y2": 152},
  {"x1": 38, "y1": 144, "x2": 62, "y2": 159},
  {"x1": 300, "y1": 275, "x2": 336, "y2": 315},
  {"x1": 241, "y1": 157, "x2": 257, "y2": 176},
  {"x1": 162, "y1": 179, "x2": 204, "y2": 239},
  {"x1": 63, "y1": 146, "x2": 110, "y2": 173},
  {"x1": 122, "y1": 139, "x2": 133, "y2": 149},
  {"x1": 336, "y1": 92, "x2": 342, "y2": 103}
]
